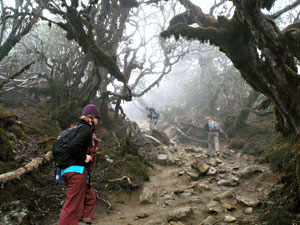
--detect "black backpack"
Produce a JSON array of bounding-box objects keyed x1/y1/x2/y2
[{"x1": 53, "y1": 124, "x2": 84, "y2": 168}]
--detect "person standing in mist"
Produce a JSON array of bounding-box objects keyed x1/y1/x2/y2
[
  {"x1": 146, "y1": 107, "x2": 159, "y2": 130},
  {"x1": 204, "y1": 116, "x2": 228, "y2": 156}
]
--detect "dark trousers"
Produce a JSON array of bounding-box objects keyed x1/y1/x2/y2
[{"x1": 58, "y1": 169, "x2": 96, "y2": 225}]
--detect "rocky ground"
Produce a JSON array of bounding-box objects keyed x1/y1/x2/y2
[{"x1": 90, "y1": 143, "x2": 282, "y2": 225}]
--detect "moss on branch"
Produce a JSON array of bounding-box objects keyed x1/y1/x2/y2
[{"x1": 160, "y1": 23, "x2": 223, "y2": 46}]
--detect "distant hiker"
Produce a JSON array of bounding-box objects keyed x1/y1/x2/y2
[
  {"x1": 58, "y1": 104, "x2": 100, "y2": 225},
  {"x1": 146, "y1": 107, "x2": 159, "y2": 130},
  {"x1": 204, "y1": 117, "x2": 228, "y2": 156}
]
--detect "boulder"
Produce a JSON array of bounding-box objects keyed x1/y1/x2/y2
[
  {"x1": 151, "y1": 129, "x2": 170, "y2": 145},
  {"x1": 140, "y1": 187, "x2": 155, "y2": 204},
  {"x1": 191, "y1": 160, "x2": 210, "y2": 175},
  {"x1": 244, "y1": 207, "x2": 254, "y2": 214},
  {"x1": 224, "y1": 215, "x2": 237, "y2": 223},
  {"x1": 236, "y1": 195, "x2": 261, "y2": 207},
  {"x1": 157, "y1": 154, "x2": 168, "y2": 165},
  {"x1": 206, "y1": 201, "x2": 223, "y2": 214},
  {"x1": 167, "y1": 207, "x2": 194, "y2": 222},
  {"x1": 238, "y1": 166, "x2": 265, "y2": 178},
  {"x1": 200, "y1": 215, "x2": 217, "y2": 225}
]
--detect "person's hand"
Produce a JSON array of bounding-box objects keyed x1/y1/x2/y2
[{"x1": 84, "y1": 154, "x2": 93, "y2": 163}]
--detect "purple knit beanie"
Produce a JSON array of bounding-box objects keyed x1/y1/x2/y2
[{"x1": 81, "y1": 104, "x2": 100, "y2": 119}]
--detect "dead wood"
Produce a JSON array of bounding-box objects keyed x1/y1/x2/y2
[
  {"x1": 175, "y1": 125, "x2": 207, "y2": 146},
  {"x1": 144, "y1": 134, "x2": 165, "y2": 146},
  {"x1": 0, "y1": 151, "x2": 52, "y2": 185},
  {"x1": 108, "y1": 176, "x2": 138, "y2": 189}
]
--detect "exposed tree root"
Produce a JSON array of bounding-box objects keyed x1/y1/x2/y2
[{"x1": 108, "y1": 176, "x2": 138, "y2": 189}]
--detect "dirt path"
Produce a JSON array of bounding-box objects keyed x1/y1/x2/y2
[{"x1": 93, "y1": 144, "x2": 281, "y2": 225}]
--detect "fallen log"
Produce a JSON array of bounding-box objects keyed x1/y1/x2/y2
[
  {"x1": 0, "y1": 151, "x2": 52, "y2": 186},
  {"x1": 175, "y1": 125, "x2": 207, "y2": 146}
]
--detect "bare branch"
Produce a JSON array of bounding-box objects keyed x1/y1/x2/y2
[
  {"x1": 270, "y1": 0, "x2": 300, "y2": 19},
  {"x1": 209, "y1": 0, "x2": 226, "y2": 17},
  {"x1": 0, "y1": 61, "x2": 35, "y2": 89}
]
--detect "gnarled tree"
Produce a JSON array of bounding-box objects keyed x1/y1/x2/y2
[{"x1": 161, "y1": 0, "x2": 300, "y2": 136}]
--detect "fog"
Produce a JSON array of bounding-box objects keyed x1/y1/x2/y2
[{"x1": 122, "y1": 55, "x2": 201, "y2": 122}]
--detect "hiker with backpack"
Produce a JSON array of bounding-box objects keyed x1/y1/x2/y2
[
  {"x1": 56, "y1": 104, "x2": 100, "y2": 225},
  {"x1": 204, "y1": 116, "x2": 228, "y2": 156},
  {"x1": 146, "y1": 107, "x2": 159, "y2": 130}
]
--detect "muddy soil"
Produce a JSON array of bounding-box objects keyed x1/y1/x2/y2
[{"x1": 89, "y1": 143, "x2": 281, "y2": 225}]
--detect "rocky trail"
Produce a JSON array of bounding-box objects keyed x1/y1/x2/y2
[{"x1": 92, "y1": 144, "x2": 282, "y2": 225}]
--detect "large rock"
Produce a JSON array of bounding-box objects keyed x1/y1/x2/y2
[
  {"x1": 186, "y1": 170, "x2": 200, "y2": 180},
  {"x1": 198, "y1": 183, "x2": 211, "y2": 192},
  {"x1": 208, "y1": 158, "x2": 217, "y2": 167},
  {"x1": 207, "y1": 167, "x2": 217, "y2": 175},
  {"x1": 191, "y1": 160, "x2": 210, "y2": 175},
  {"x1": 206, "y1": 201, "x2": 223, "y2": 214},
  {"x1": 140, "y1": 187, "x2": 155, "y2": 204},
  {"x1": 151, "y1": 129, "x2": 170, "y2": 145},
  {"x1": 217, "y1": 175, "x2": 239, "y2": 187},
  {"x1": 134, "y1": 212, "x2": 149, "y2": 220},
  {"x1": 213, "y1": 191, "x2": 234, "y2": 201},
  {"x1": 165, "y1": 199, "x2": 178, "y2": 207},
  {"x1": 244, "y1": 207, "x2": 254, "y2": 214},
  {"x1": 236, "y1": 195, "x2": 261, "y2": 207},
  {"x1": 238, "y1": 166, "x2": 265, "y2": 178},
  {"x1": 200, "y1": 216, "x2": 217, "y2": 225},
  {"x1": 167, "y1": 207, "x2": 194, "y2": 222},
  {"x1": 157, "y1": 154, "x2": 168, "y2": 165},
  {"x1": 224, "y1": 215, "x2": 237, "y2": 223},
  {"x1": 223, "y1": 202, "x2": 235, "y2": 211},
  {"x1": 185, "y1": 147, "x2": 202, "y2": 153}
]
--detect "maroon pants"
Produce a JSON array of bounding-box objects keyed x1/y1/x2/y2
[{"x1": 58, "y1": 169, "x2": 96, "y2": 225}]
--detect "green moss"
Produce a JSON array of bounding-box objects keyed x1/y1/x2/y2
[
  {"x1": 22, "y1": 104, "x2": 61, "y2": 138},
  {"x1": 8, "y1": 125, "x2": 25, "y2": 139},
  {"x1": 0, "y1": 104, "x2": 16, "y2": 120},
  {"x1": 265, "y1": 134, "x2": 296, "y2": 172},
  {"x1": 0, "y1": 128, "x2": 14, "y2": 162},
  {"x1": 229, "y1": 122, "x2": 277, "y2": 155}
]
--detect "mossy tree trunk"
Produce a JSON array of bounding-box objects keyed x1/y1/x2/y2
[
  {"x1": 234, "y1": 90, "x2": 260, "y2": 130},
  {"x1": 161, "y1": 0, "x2": 300, "y2": 136}
]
